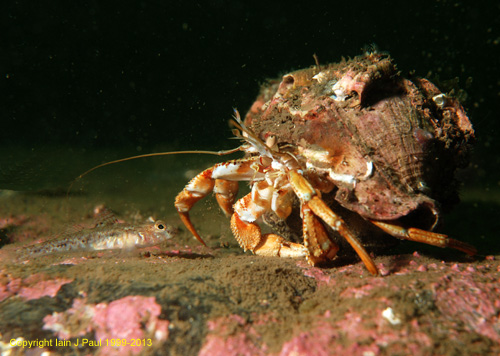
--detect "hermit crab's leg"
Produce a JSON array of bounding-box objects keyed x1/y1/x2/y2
[
  {"x1": 288, "y1": 170, "x2": 378, "y2": 275},
  {"x1": 270, "y1": 176, "x2": 294, "y2": 219},
  {"x1": 302, "y1": 205, "x2": 339, "y2": 265},
  {"x1": 230, "y1": 182, "x2": 308, "y2": 258},
  {"x1": 175, "y1": 168, "x2": 214, "y2": 246},
  {"x1": 214, "y1": 179, "x2": 239, "y2": 217},
  {"x1": 174, "y1": 157, "x2": 261, "y2": 246},
  {"x1": 369, "y1": 220, "x2": 477, "y2": 256}
]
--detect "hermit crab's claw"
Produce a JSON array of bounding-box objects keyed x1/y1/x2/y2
[
  {"x1": 230, "y1": 193, "x2": 309, "y2": 259},
  {"x1": 175, "y1": 198, "x2": 208, "y2": 246},
  {"x1": 178, "y1": 213, "x2": 206, "y2": 246},
  {"x1": 174, "y1": 155, "x2": 253, "y2": 248},
  {"x1": 174, "y1": 168, "x2": 217, "y2": 247}
]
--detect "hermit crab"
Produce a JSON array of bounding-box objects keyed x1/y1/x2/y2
[
  {"x1": 174, "y1": 53, "x2": 476, "y2": 275},
  {"x1": 74, "y1": 53, "x2": 476, "y2": 275}
]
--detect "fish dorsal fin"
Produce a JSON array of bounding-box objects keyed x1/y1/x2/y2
[
  {"x1": 93, "y1": 206, "x2": 120, "y2": 227},
  {"x1": 62, "y1": 223, "x2": 87, "y2": 235},
  {"x1": 54, "y1": 206, "x2": 118, "y2": 237}
]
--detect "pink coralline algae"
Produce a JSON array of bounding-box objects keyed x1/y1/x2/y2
[
  {"x1": 0, "y1": 214, "x2": 28, "y2": 229},
  {"x1": 0, "y1": 214, "x2": 50, "y2": 243},
  {"x1": 43, "y1": 295, "x2": 169, "y2": 355},
  {"x1": 200, "y1": 307, "x2": 435, "y2": 356},
  {"x1": 299, "y1": 264, "x2": 336, "y2": 286},
  {"x1": 0, "y1": 272, "x2": 72, "y2": 302},
  {"x1": 279, "y1": 309, "x2": 432, "y2": 356},
  {"x1": 199, "y1": 314, "x2": 269, "y2": 356},
  {"x1": 433, "y1": 273, "x2": 500, "y2": 343},
  {"x1": 339, "y1": 278, "x2": 388, "y2": 299},
  {"x1": 279, "y1": 324, "x2": 379, "y2": 356},
  {"x1": 198, "y1": 255, "x2": 500, "y2": 355}
]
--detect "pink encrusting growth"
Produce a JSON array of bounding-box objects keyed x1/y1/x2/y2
[
  {"x1": 433, "y1": 273, "x2": 500, "y2": 343},
  {"x1": 278, "y1": 306, "x2": 435, "y2": 355},
  {"x1": 43, "y1": 295, "x2": 170, "y2": 355},
  {"x1": 0, "y1": 272, "x2": 72, "y2": 302},
  {"x1": 299, "y1": 263, "x2": 336, "y2": 286},
  {"x1": 199, "y1": 314, "x2": 269, "y2": 356},
  {"x1": 0, "y1": 214, "x2": 29, "y2": 230},
  {"x1": 0, "y1": 213, "x2": 50, "y2": 244},
  {"x1": 287, "y1": 254, "x2": 500, "y2": 354},
  {"x1": 199, "y1": 305, "x2": 436, "y2": 355}
]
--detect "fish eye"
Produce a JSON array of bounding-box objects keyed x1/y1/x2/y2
[{"x1": 155, "y1": 221, "x2": 166, "y2": 230}]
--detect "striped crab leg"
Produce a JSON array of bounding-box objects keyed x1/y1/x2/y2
[
  {"x1": 174, "y1": 157, "x2": 262, "y2": 246},
  {"x1": 369, "y1": 220, "x2": 477, "y2": 256},
  {"x1": 288, "y1": 170, "x2": 379, "y2": 275}
]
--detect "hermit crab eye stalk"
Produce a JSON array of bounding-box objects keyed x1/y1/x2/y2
[{"x1": 229, "y1": 109, "x2": 274, "y2": 159}]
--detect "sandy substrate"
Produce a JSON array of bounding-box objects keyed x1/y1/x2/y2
[{"x1": 0, "y1": 153, "x2": 498, "y2": 355}]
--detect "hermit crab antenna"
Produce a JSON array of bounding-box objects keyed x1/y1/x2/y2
[
  {"x1": 229, "y1": 109, "x2": 274, "y2": 159},
  {"x1": 66, "y1": 148, "x2": 242, "y2": 197}
]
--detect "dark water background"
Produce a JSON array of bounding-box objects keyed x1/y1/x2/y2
[{"x1": 1, "y1": 1, "x2": 499, "y2": 195}]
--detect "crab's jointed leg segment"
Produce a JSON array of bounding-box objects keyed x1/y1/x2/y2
[
  {"x1": 175, "y1": 167, "x2": 215, "y2": 246},
  {"x1": 302, "y1": 205, "x2": 339, "y2": 265},
  {"x1": 174, "y1": 157, "x2": 261, "y2": 246},
  {"x1": 289, "y1": 170, "x2": 379, "y2": 275},
  {"x1": 369, "y1": 220, "x2": 477, "y2": 256},
  {"x1": 214, "y1": 179, "x2": 239, "y2": 217},
  {"x1": 231, "y1": 211, "x2": 307, "y2": 257},
  {"x1": 231, "y1": 187, "x2": 308, "y2": 258}
]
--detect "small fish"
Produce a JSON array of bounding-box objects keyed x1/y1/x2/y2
[{"x1": 15, "y1": 207, "x2": 176, "y2": 259}]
